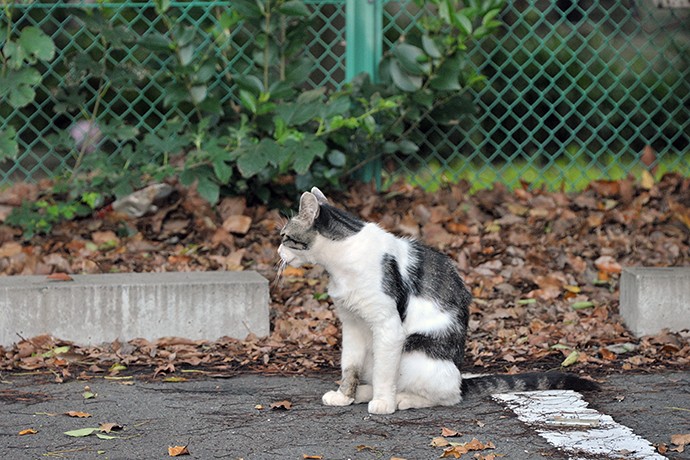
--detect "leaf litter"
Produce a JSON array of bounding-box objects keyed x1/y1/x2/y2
[{"x1": 0, "y1": 174, "x2": 688, "y2": 380}]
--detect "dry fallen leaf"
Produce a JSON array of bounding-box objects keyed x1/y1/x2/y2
[
  {"x1": 46, "y1": 272, "x2": 73, "y2": 282},
  {"x1": 302, "y1": 455, "x2": 323, "y2": 459},
  {"x1": 282, "y1": 266, "x2": 306, "y2": 277},
  {"x1": 671, "y1": 433, "x2": 690, "y2": 446},
  {"x1": 222, "y1": 215, "x2": 252, "y2": 235},
  {"x1": 670, "y1": 433, "x2": 690, "y2": 453},
  {"x1": 431, "y1": 436, "x2": 450, "y2": 447},
  {"x1": 270, "y1": 400, "x2": 293, "y2": 410},
  {"x1": 440, "y1": 438, "x2": 495, "y2": 458},
  {"x1": 19, "y1": 428, "x2": 38, "y2": 435},
  {"x1": 168, "y1": 445, "x2": 190, "y2": 457},
  {"x1": 99, "y1": 422, "x2": 123, "y2": 433},
  {"x1": 594, "y1": 255, "x2": 622, "y2": 274},
  {"x1": 441, "y1": 427, "x2": 461, "y2": 437},
  {"x1": 1, "y1": 176, "x2": 689, "y2": 379},
  {"x1": 640, "y1": 170, "x2": 655, "y2": 190},
  {"x1": 65, "y1": 411, "x2": 92, "y2": 418},
  {"x1": 475, "y1": 454, "x2": 499, "y2": 460}
]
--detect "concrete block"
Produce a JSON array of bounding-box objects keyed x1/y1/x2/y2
[
  {"x1": 0, "y1": 271, "x2": 269, "y2": 347},
  {"x1": 620, "y1": 267, "x2": 690, "y2": 337}
]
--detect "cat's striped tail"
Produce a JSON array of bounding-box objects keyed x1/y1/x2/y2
[{"x1": 461, "y1": 372, "x2": 599, "y2": 398}]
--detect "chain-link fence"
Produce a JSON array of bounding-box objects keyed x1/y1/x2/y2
[
  {"x1": 1, "y1": 0, "x2": 688, "y2": 189},
  {"x1": 384, "y1": 0, "x2": 689, "y2": 189}
]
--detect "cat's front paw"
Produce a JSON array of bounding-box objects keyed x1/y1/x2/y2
[
  {"x1": 322, "y1": 390, "x2": 354, "y2": 407},
  {"x1": 368, "y1": 398, "x2": 396, "y2": 415}
]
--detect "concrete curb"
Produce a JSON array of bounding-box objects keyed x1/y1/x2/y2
[
  {"x1": 0, "y1": 271, "x2": 269, "y2": 346},
  {"x1": 620, "y1": 267, "x2": 690, "y2": 337}
]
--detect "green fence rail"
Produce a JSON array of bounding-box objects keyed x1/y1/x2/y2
[{"x1": 1, "y1": 0, "x2": 689, "y2": 190}]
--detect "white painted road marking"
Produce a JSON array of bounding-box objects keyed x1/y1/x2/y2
[{"x1": 493, "y1": 390, "x2": 665, "y2": 460}]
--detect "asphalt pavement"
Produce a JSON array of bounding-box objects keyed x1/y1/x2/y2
[{"x1": 0, "y1": 371, "x2": 688, "y2": 460}]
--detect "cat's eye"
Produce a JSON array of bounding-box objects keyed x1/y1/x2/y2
[{"x1": 282, "y1": 235, "x2": 307, "y2": 250}]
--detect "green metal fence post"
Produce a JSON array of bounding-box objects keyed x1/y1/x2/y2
[
  {"x1": 346, "y1": 0, "x2": 383, "y2": 188},
  {"x1": 345, "y1": 0, "x2": 382, "y2": 81}
]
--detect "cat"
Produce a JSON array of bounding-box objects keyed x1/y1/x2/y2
[{"x1": 278, "y1": 187, "x2": 598, "y2": 415}]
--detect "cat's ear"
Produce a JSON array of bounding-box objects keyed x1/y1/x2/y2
[
  {"x1": 298, "y1": 191, "x2": 320, "y2": 224},
  {"x1": 311, "y1": 187, "x2": 328, "y2": 204}
]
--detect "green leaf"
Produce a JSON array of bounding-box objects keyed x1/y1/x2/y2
[
  {"x1": 561, "y1": 350, "x2": 579, "y2": 367},
  {"x1": 285, "y1": 58, "x2": 312, "y2": 83},
  {"x1": 297, "y1": 87, "x2": 325, "y2": 104},
  {"x1": 517, "y1": 298, "x2": 536, "y2": 305},
  {"x1": 41, "y1": 346, "x2": 70, "y2": 358},
  {"x1": 175, "y1": 26, "x2": 196, "y2": 47},
  {"x1": 389, "y1": 59, "x2": 422, "y2": 92},
  {"x1": 109, "y1": 363, "x2": 127, "y2": 372},
  {"x1": 195, "y1": 63, "x2": 216, "y2": 83},
  {"x1": 321, "y1": 96, "x2": 351, "y2": 118},
  {"x1": 238, "y1": 90, "x2": 257, "y2": 113},
  {"x1": 571, "y1": 301, "x2": 595, "y2": 310},
  {"x1": 81, "y1": 192, "x2": 101, "y2": 209},
  {"x1": 197, "y1": 175, "x2": 220, "y2": 205},
  {"x1": 421, "y1": 35, "x2": 442, "y2": 59},
  {"x1": 9, "y1": 82, "x2": 35, "y2": 108},
  {"x1": 96, "y1": 433, "x2": 118, "y2": 440},
  {"x1": 455, "y1": 12, "x2": 473, "y2": 36},
  {"x1": 279, "y1": 0, "x2": 310, "y2": 17},
  {"x1": 189, "y1": 85, "x2": 207, "y2": 104},
  {"x1": 439, "y1": 0, "x2": 452, "y2": 24},
  {"x1": 138, "y1": 33, "x2": 172, "y2": 52},
  {"x1": 177, "y1": 44, "x2": 194, "y2": 66},
  {"x1": 412, "y1": 89, "x2": 434, "y2": 108},
  {"x1": 393, "y1": 43, "x2": 431, "y2": 76},
  {"x1": 65, "y1": 428, "x2": 99, "y2": 437},
  {"x1": 274, "y1": 101, "x2": 320, "y2": 126},
  {"x1": 163, "y1": 83, "x2": 189, "y2": 107},
  {"x1": 232, "y1": 0, "x2": 263, "y2": 19},
  {"x1": 212, "y1": 151, "x2": 233, "y2": 183},
  {"x1": 0, "y1": 127, "x2": 19, "y2": 160},
  {"x1": 482, "y1": 8, "x2": 502, "y2": 26},
  {"x1": 3, "y1": 41, "x2": 25, "y2": 69},
  {"x1": 291, "y1": 138, "x2": 327, "y2": 174},
  {"x1": 2, "y1": 68, "x2": 42, "y2": 108},
  {"x1": 18, "y1": 26, "x2": 55, "y2": 63},
  {"x1": 328, "y1": 150, "x2": 346, "y2": 167},
  {"x1": 268, "y1": 80, "x2": 294, "y2": 100},
  {"x1": 430, "y1": 57, "x2": 462, "y2": 91},
  {"x1": 398, "y1": 140, "x2": 419, "y2": 155},
  {"x1": 232, "y1": 74, "x2": 265, "y2": 97},
  {"x1": 154, "y1": 0, "x2": 171, "y2": 14},
  {"x1": 235, "y1": 139, "x2": 279, "y2": 178}
]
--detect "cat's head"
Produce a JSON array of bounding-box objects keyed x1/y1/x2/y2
[
  {"x1": 277, "y1": 187, "x2": 329, "y2": 268},
  {"x1": 278, "y1": 187, "x2": 364, "y2": 268}
]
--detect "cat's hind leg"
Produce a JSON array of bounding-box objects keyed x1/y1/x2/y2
[
  {"x1": 396, "y1": 351, "x2": 462, "y2": 410},
  {"x1": 354, "y1": 384, "x2": 373, "y2": 403},
  {"x1": 396, "y1": 392, "x2": 437, "y2": 410}
]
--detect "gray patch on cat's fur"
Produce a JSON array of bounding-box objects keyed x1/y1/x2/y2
[
  {"x1": 280, "y1": 218, "x2": 318, "y2": 250},
  {"x1": 313, "y1": 204, "x2": 364, "y2": 240},
  {"x1": 380, "y1": 241, "x2": 471, "y2": 369},
  {"x1": 382, "y1": 254, "x2": 408, "y2": 320},
  {"x1": 281, "y1": 198, "x2": 364, "y2": 250}
]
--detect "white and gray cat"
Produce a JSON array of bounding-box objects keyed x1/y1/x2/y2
[{"x1": 278, "y1": 187, "x2": 597, "y2": 415}]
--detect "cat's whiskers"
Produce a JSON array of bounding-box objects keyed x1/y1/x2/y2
[{"x1": 273, "y1": 258, "x2": 287, "y2": 288}]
